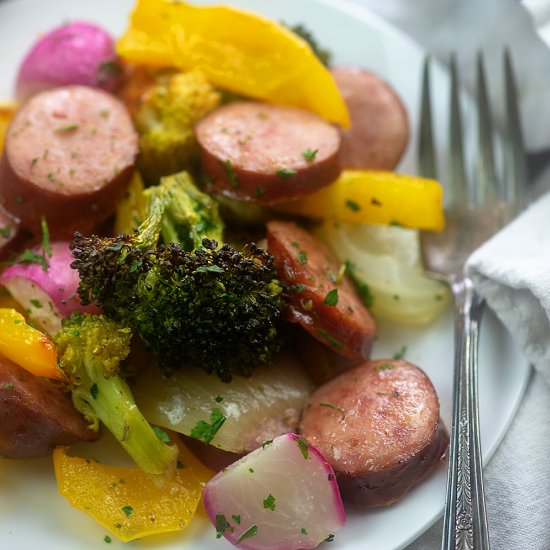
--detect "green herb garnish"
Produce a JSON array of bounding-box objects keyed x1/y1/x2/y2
[
  {"x1": 190, "y1": 408, "x2": 226, "y2": 444},
  {"x1": 323, "y1": 288, "x2": 338, "y2": 306}
]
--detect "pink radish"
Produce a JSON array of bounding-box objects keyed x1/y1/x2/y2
[
  {"x1": 0, "y1": 241, "x2": 99, "y2": 334},
  {"x1": 203, "y1": 433, "x2": 346, "y2": 549},
  {"x1": 16, "y1": 21, "x2": 122, "y2": 101}
]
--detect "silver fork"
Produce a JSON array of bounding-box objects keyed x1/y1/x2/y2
[{"x1": 419, "y1": 51, "x2": 526, "y2": 550}]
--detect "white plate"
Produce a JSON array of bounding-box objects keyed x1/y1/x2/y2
[{"x1": 0, "y1": 0, "x2": 531, "y2": 549}]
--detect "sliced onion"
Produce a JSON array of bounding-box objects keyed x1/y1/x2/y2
[
  {"x1": 316, "y1": 220, "x2": 450, "y2": 325},
  {"x1": 132, "y1": 351, "x2": 313, "y2": 453}
]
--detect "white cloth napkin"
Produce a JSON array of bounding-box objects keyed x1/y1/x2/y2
[{"x1": 351, "y1": 0, "x2": 550, "y2": 548}]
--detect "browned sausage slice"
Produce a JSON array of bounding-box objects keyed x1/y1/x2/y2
[
  {"x1": 196, "y1": 101, "x2": 341, "y2": 204},
  {"x1": 0, "y1": 355, "x2": 98, "y2": 458},
  {"x1": 299, "y1": 359, "x2": 449, "y2": 507},
  {"x1": 331, "y1": 66, "x2": 409, "y2": 170},
  {"x1": 267, "y1": 220, "x2": 375, "y2": 360},
  {"x1": 0, "y1": 85, "x2": 138, "y2": 238}
]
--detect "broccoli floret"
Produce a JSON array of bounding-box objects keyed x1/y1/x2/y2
[
  {"x1": 134, "y1": 71, "x2": 221, "y2": 185},
  {"x1": 70, "y1": 181, "x2": 285, "y2": 382},
  {"x1": 148, "y1": 171, "x2": 224, "y2": 251},
  {"x1": 286, "y1": 23, "x2": 332, "y2": 66},
  {"x1": 54, "y1": 313, "x2": 178, "y2": 477}
]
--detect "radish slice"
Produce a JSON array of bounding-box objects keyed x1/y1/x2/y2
[
  {"x1": 0, "y1": 241, "x2": 99, "y2": 334},
  {"x1": 15, "y1": 22, "x2": 121, "y2": 101},
  {"x1": 203, "y1": 433, "x2": 346, "y2": 549}
]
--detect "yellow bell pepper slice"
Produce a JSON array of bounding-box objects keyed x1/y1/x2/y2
[
  {"x1": 53, "y1": 439, "x2": 213, "y2": 542},
  {"x1": 0, "y1": 308, "x2": 65, "y2": 380},
  {"x1": 0, "y1": 101, "x2": 16, "y2": 153},
  {"x1": 117, "y1": 0, "x2": 349, "y2": 127},
  {"x1": 274, "y1": 170, "x2": 445, "y2": 231}
]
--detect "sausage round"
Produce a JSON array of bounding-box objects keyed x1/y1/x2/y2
[
  {"x1": 0, "y1": 355, "x2": 98, "y2": 458},
  {"x1": 299, "y1": 359, "x2": 449, "y2": 507},
  {"x1": 196, "y1": 101, "x2": 341, "y2": 204},
  {"x1": 267, "y1": 220, "x2": 376, "y2": 360},
  {"x1": 0, "y1": 85, "x2": 138, "y2": 238},
  {"x1": 331, "y1": 66, "x2": 409, "y2": 170}
]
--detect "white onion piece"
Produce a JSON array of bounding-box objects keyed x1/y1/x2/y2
[
  {"x1": 203, "y1": 433, "x2": 346, "y2": 549},
  {"x1": 316, "y1": 220, "x2": 450, "y2": 324},
  {"x1": 133, "y1": 351, "x2": 313, "y2": 453}
]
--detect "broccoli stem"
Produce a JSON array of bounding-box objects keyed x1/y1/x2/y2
[{"x1": 74, "y1": 366, "x2": 178, "y2": 476}]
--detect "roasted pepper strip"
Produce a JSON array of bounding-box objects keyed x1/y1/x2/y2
[
  {"x1": 274, "y1": 170, "x2": 445, "y2": 231},
  {"x1": 0, "y1": 308, "x2": 65, "y2": 380},
  {"x1": 0, "y1": 101, "x2": 16, "y2": 153},
  {"x1": 53, "y1": 439, "x2": 213, "y2": 542},
  {"x1": 116, "y1": 0, "x2": 349, "y2": 127}
]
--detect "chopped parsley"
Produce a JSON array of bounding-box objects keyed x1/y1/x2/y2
[
  {"x1": 30, "y1": 299, "x2": 43, "y2": 308},
  {"x1": 215, "y1": 395, "x2": 224, "y2": 403},
  {"x1": 370, "y1": 197, "x2": 382, "y2": 206},
  {"x1": 215, "y1": 514, "x2": 232, "y2": 538},
  {"x1": 232, "y1": 514, "x2": 241, "y2": 525},
  {"x1": 291, "y1": 283, "x2": 306, "y2": 293},
  {"x1": 236, "y1": 524, "x2": 258, "y2": 544},
  {"x1": 190, "y1": 408, "x2": 226, "y2": 444},
  {"x1": 301, "y1": 148, "x2": 318, "y2": 161},
  {"x1": 263, "y1": 494, "x2": 276, "y2": 511},
  {"x1": 319, "y1": 402, "x2": 345, "y2": 415},
  {"x1": 345, "y1": 199, "x2": 361, "y2": 212},
  {"x1": 297, "y1": 437, "x2": 309, "y2": 459},
  {"x1": 276, "y1": 168, "x2": 297, "y2": 178},
  {"x1": 393, "y1": 345, "x2": 407, "y2": 360},
  {"x1": 121, "y1": 505, "x2": 134, "y2": 517},
  {"x1": 103, "y1": 535, "x2": 112, "y2": 543},
  {"x1": 315, "y1": 327, "x2": 344, "y2": 351},
  {"x1": 323, "y1": 288, "x2": 338, "y2": 306},
  {"x1": 298, "y1": 250, "x2": 308, "y2": 265},
  {"x1": 345, "y1": 261, "x2": 373, "y2": 307},
  {"x1": 261, "y1": 439, "x2": 273, "y2": 450},
  {"x1": 1, "y1": 383, "x2": 14, "y2": 390},
  {"x1": 0, "y1": 226, "x2": 12, "y2": 239},
  {"x1": 324, "y1": 534, "x2": 335, "y2": 542},
  {"x1": 301, "y1": 528, "x2": 308, "y2": 535},
  {"x1": 375, "y1": 363, "x2": 394, "y2": 372},
  {"x1": 40, "y1": 216, "x2": 52, "y2": 258},
  {"x1": 153, "y1": 426, "x2": 171, "y2": 444},
  {"x1": 55, "y1": 123, "x2": 80, "y2": 133}
]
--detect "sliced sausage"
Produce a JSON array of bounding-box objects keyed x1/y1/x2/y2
[
  {"x1": 267, "y1": 220, "x2": 375, "y2": 360},
  {"x1": 0, "y1": 355, "x2": 98, "y2": 458},
  {"x1": 0, "y1": 85, "x2": 138, "y2": 238},
  {"x1": 299, "y1": 359, "x2": 449, "y2": 507},
  {"x1": 291, "y1": 327, "x2": 364, "y2": 386},
  {"x1": 331, "y1": 66, "x2": 409, "y2": 170},
  {"x1": 196, "y1": 101, "x2": 341, "y2": 204}
]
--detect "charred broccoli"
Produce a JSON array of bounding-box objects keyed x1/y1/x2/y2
[
  {"x1": 54, "y1": 312, "x2": 178, "y2": 477},
  {"x1": 71, "y1": 180, "x2": 285, "y2": 382},
  {"x1": 134, "y1": 71, "x2": 221, "y2": 185},
  {"x1": 286, "y1": 23, "x2": 332, "y2": 66},
  {"x1": 149, "y1": 171, "x2": 224, "y2": 251}
]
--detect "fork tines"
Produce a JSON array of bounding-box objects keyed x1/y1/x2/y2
[{"x1": 419, "y1": 51, "x2": 526, "y2": 218}]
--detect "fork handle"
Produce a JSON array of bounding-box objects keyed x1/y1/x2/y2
[{"x1": 442, "y1": 276, "x2": 490, "y2": 550}]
